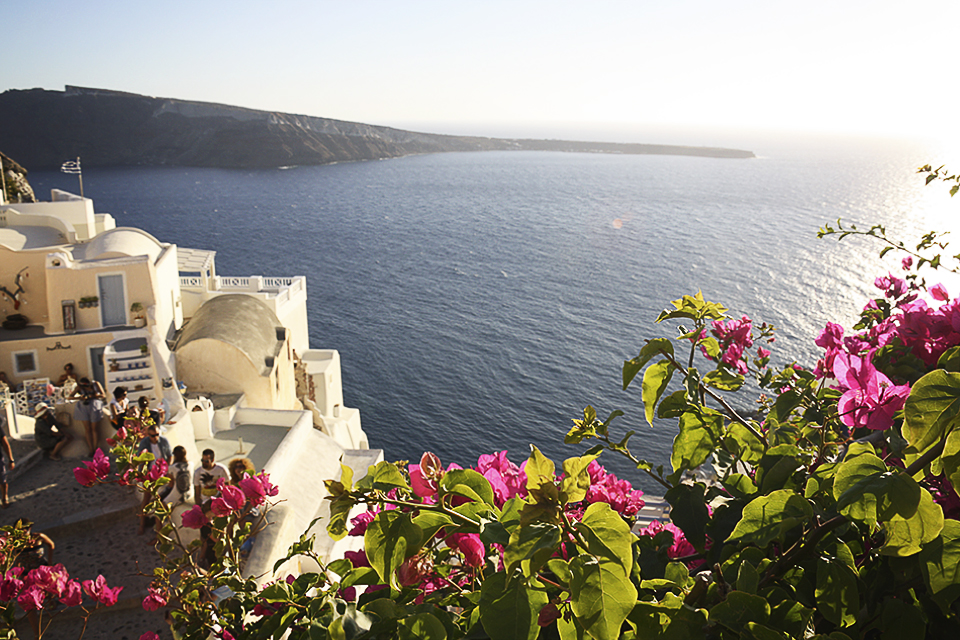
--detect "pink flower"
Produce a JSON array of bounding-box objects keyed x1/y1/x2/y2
[
  {"x1": 146, "y1": 459, "x2": 168, "y2": 482},
  {"x1": 17, "y1": 585, "x2": 45, "y2": 611},
  {"x1": 25, "y1": 564, "x2": 68, "y2": 597},
  {"x1": 475, "y1": 451, "x2": 527, "y2": 506},
  {"x1": 210, "y1": 483, "x2": 246, "y2": 517},
  {"x1": 82, "y1": 575, "x2": 123, "y2": 606},
  {"x1": 0, "y1": 569, "x2": 23, "y2": 601},
  {"x1": 757, "y1": 347, "x2": 771, "y2": 359},
  {"x1": 584, "y1": 461, "x2": 645, "y2": 517},
  {"x1": 181, "y1": 505, "x2": 209, "y2": 529},
  {"x1": 239, "y1": 473, "x2": 278, "y2": 507},
  {"x1": 348, "y1": 510, "x2": 376, "y2": 536},
  {"x1": 902, "y1": 256, "x2": 913, "y2": 270},
  {"x1": 931, "y1": 283, "x2": 950, "y2": 301},
  {"x1": 90, "y1": 449, "x2": 110, "y2": 476},
  {"x1": 449, "y1": 533, "x2": 485, "y2": 567},
  {"x1": 638, "y1": 521, "x2": 703, "y2": 568},
  {"x1": 876, "y1": 274, "x2": 909, "y2": 299},
  {"x1": 142, "y1": 586, "x2": 167, "y2": 611},
  {"x1": 74, "y1": 466, "x2": 99, "y2": 487},
  {"x1": 833, "y1": 352, "x2": 910, "y2": 431},
  {"x1": 140, "y1": 633, "x2": 161, "y2": 640},
  {"x1": 409, "y1": 452, "x2": 444, "y2": 498},
  {"x1": 60, "y1": 580, "x2": 83, "y2": 607},
  {"x1": 538, "y1": 602, "x2": 561, "y2": 627},
  {"x1": 815, "y1": 322, "x2": 844, "y2": 350},
  {"x1": 343, "y1": 549, "x2": 370, "y2": 568},
  {"x1": 74, "y1": 449, "x2": 111, "y2": 486},
  {"x1": 710, "y1": 316, "x2": 754, "y2": 375}
]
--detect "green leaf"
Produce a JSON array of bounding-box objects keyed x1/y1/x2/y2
[
  {"x1": 623, "y1": 338, "x2": 675, "y2": 390},
  {"x1": 670, "y1": 410, "x2": 721, "y2": 474},
  {"x1": 919, "y1": 520, "x2": 960, "y2": 613},
  {"x1": 702, "y1": 368, "x2": 745, "y2": 391},
  {"x1": 665, "y1": 482, "x2": 710, "y2": 553},
  {"x1": 937, "y1": 346, "x2": 960, "y2": 372},
  {"x1": 412, "y1": 510, "x2": 454, "y2": 541},
  {"x1": 833, "y1": 451, "x2": 921, "y2": 528},
  {"x1": 726, "y1": 490, "x2": 813, "y2": 549},
  {"x1": 370, "y1": 461, "x2": 410, "y2": 492},
  {"x1": 700, "y1": 336, "x2": 721, "y2": 359},
  {"x1": 939, "y1": 428, "x2": 960, "y2": 492},
  {"x1": 525, "y1": 445, "x2": 556, "y2": 491},
  {"x1": 398, "y1": 612, "x2": 447, "y2": 640},
  {"x1": 815, "y1": 557, "x2": 859, "y2": 627},
  {"x1": 708, "y1": 591, "x2": 770, "y2": 629},
  {"x1": 657, "y1": 390, "x2": 690, "y2": 419},
  {"x1": 642, "y1": 360, "x2": 675, "y2": 426},
  {"x1": 881, "y1": 487, "x2": 943, "y2": 556},
  {"x1": 560, "y1": 454, "x2": 599, "y2": 503},
  {"x1": 326, "y1": 494, "x2": 357, "y2": 541},
  {"x1": 441, "y1": 469, "x2": 496, "y2": 507},
  {"x1": 879, "y1": 597, "x2": 926, "y2": 640},
  {"x1": 902, "y1": 369, "x2": 960, "y2": 451},
  {"x1": 577, "y1": 502, "x2": 636, "y2": 575},
  {"x1": 479, "y1": 572, "x2": 548, "y2": 640},
  {"x1": 364, "y1": 511, "x2": 423, "y2": 590},
  {"x1": 505, "y1": 523, "x2": 561, "y2": 573},
  {"x1": 769, "y1": 600, "x2": 813, "y2": 639},
  {"x1": 569, "y1": 556, "x2": 638, "y2": 640},
  {"x1": 724, "y1": 422, "x2": 765, "y2": 465}
]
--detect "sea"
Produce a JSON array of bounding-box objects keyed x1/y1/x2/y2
[{"x1": 27, "y1": 132, "x2": 960, "y2": 492}]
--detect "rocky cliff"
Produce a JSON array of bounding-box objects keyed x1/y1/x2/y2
[{"x1": 0, "y1": 87, "x2": 754, "y2": 169}]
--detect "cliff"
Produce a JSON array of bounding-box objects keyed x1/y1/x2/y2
[{"x1": 0, "y1": 87, "x2": 754, "y2": 169}]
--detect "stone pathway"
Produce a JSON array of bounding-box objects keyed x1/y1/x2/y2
[{"x1": 2, "y1": 439, "x2": 173, "y2": 639}]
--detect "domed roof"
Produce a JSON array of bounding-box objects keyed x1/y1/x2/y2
[
  {"x1": 84, "y1": 227, "x2": 165, "y2": 262},
  {"x1": 175, "y1": 294, "x2": 286, "y2": 375}
]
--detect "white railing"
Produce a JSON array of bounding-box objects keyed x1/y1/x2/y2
[
  {"x1": 219, "y1": 277, "x2": 251, "y2": 289},
  {"x1": 179, "y1": 274, "x2": 307, "y2": 301}
]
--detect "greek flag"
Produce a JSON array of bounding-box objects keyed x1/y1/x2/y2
[{"x1": 60, "y1": 159, "x2": 81, "y2": 174}]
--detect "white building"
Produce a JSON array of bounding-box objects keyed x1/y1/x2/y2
[{"x1": 0, "y1": 187, "x2": 375, "y2": 578}]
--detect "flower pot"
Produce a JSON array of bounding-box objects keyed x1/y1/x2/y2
[{"x1": 133, "y1": 317, "x2": 146, "y2": 328}]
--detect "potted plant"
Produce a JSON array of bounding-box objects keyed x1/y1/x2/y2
[
  {"x1": 79, "y1": 296, "x2": 99, "y2": 309},
  {"x1": 140, "y1": 344, "x2": 149, "y2": 356},
  {"x1": 130, "y1": 302, "x2": 145, "y2": 327}
]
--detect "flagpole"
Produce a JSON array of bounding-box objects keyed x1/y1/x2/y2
[{"x1": 76, "y1": 157, "x2": 84, "y2": 198}]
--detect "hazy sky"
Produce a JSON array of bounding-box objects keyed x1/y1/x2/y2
[{"x1": 5, "y1": 0, "x2": 958, "y2": 144}]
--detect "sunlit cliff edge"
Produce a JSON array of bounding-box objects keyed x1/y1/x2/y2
[{"x1": 0, "y1": 86, "x2": 755, "y2": 169}]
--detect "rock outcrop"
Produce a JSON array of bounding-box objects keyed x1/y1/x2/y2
[
  {"x1": 0, "y1": 87, "x2": 754, "y2": 169},
  {"x1": 1, "y1": 151, "x2": 36, "y2": 203}
]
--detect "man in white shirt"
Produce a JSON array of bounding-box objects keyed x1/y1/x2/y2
[{"x1": 193, "y1": 448, "x2": 228, "y2": 505}]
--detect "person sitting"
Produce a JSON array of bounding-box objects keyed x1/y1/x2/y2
[
  {"x1": 33, "y1": 402, "x2": 74, "y2": 461},
  {"x1": 123, "y1": 404, "x2": 142, "y2": 434},
  {"x1": 109, "y1": 386, "x2": 129, "y2": 431},
  {"x1": 56, "y1": 363, "x2": 79, "y2": 386},
  {"x1": 138, "y1": 396, "x2": 165, "y2": 428}
]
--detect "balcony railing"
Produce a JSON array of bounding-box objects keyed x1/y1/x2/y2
[{"x1": 179, "y1": 275, "x2": 305, "y2": 297}]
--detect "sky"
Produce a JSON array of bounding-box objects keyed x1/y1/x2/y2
[{"x1": 5, "y1": 0, "x2": 959, "y2": 146}]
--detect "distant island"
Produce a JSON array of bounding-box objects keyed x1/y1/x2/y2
[{"x1": 0, "y1": 86, "x2": 755, "y2": 170}]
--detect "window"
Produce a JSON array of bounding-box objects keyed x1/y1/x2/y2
[{"x1": 12, "y1": 350, "x2": 38, "y2": 376}]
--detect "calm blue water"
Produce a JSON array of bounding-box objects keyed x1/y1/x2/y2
[{"x1": 28, "y1": 135, "x2": 957, "y2": 490}]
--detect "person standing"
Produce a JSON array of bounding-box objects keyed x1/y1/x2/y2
[
  {"x1": 136, "y1": 425, "x2": 172, "y2": 535},
  {"x1": 193, "y1": 449, "x2": 228, "y2": 506},
  {"x1": 109, "y1": 386, "x2": 129, "y2": 431},
  {"x1": 70, "y1": 377, "x2": 105, "y2": 456},
  {"x1": 0, "y1": 410, "x2": 14, "y2": 507}
]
